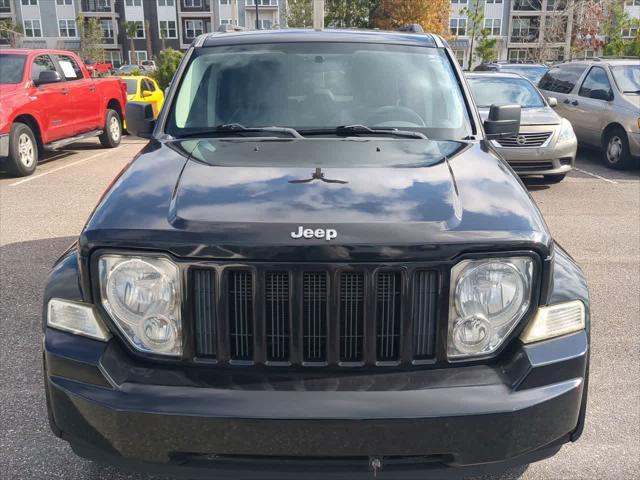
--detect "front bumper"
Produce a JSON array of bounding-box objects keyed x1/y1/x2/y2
[
  {"x1": 44, "y1": 327, "x2": 589, "y2": 479},
  {"x1": 493, "y1": 135, "x2": 577, "y2": 176},
  {"x1": 0, "y1": 133, "x2": 9, "y2": 158}
]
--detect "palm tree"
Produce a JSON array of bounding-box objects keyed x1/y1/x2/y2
[{"x1": 125, "y1": 21, "x2": 138, "y2": 64}]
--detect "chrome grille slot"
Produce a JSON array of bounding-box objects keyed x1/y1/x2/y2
[
  {"x1": 302, "y1": 272, "x2": 328, "y2": 363},
  {"x1": 193, "y1": 269, "x2": 216, "y2": 358},
  {"x1": 265, "y1": 272, "x2": 290, "y2": 362},
  {"x1": 497, "y1": 132, "x2": 552, "y2": 148},
  {"x1": 228, "y1": 270, "x2": 253, "y2": 361},
  {"x1": 413, "y1": 271, "x2": 438, "y2": 359},
  {"x1": 339, "y1": 272, "x2": 365, "y2": 363},
  {"x1": 376, "y1": 272, "x2": 402, "y2": 362}
]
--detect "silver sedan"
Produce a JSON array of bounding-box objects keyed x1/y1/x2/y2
[{"x1": 466, "y1": 72, "x2": 577, "y2": 183}]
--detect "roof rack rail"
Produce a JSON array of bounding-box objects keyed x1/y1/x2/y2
[{"x1": 396, "y1": 24, "x2": 424, "y2": 33}]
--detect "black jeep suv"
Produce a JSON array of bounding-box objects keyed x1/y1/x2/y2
[{"x1": 43, "y1": 30, "x2": 590, "y2": 479}]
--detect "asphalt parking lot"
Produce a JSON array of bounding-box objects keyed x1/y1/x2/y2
[{"x1": 0, "y1": 138, "x2": 638, "y2": 480}]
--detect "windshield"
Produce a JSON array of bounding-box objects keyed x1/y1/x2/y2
[
  {"x1": 167, "y1": 43, "x2": 472, "y2": 140},
  {"x1": 0, "y1": 55, "x2": 26, "y2": 84},
  {"x1": 123, "y1": 78, "x2": 138, "y2": 95},
  {"x1": 611, "y1": 65, "x2": 640, "y2": 93},
  {"x1": 500, "y1": 65, "x2": 548, "y2": 84},
  {"x1": 467, "y1": 77, "x2": 546, "y2": 108}
]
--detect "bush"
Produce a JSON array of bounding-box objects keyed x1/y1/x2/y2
[{"x1": 151, "y1": 48, "x2": 184, "y2": 91}]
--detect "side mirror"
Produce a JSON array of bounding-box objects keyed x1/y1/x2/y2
[
  {"x1": 547, "y1": 97, "x2": 558, "y2": 107},
  {"x1": 141, "y1": 90, "x2": 152, "y2": 98},
  {"x1": 591, "y1": 89, "x2": 613, "y2": 101},
  {"x1": 483, "y1": 104, "x2": 521, "y2": 139},
  {"x1": 125, "y1": 101, "x2": 155, "y2": 138},
  {"x1": 36, "y1": 70, "x2": 62, "y2": 86}
]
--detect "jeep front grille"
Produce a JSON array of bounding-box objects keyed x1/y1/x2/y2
[{"x1": 192, "y1": 265, "x2": 440, "y2": 367}]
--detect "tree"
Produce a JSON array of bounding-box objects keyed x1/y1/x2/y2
[
  {"x1": 371, "y1": 0, "x2": 450, "y2": 35},
  {"x1": 325, "y1": 0, "x2": 378, "y2": 28},
  {"x1": 476, "y1": 29, "x2": 498, "y2": 63},
  {"x1": 151, "y1": 48, "x2": 184, "y2": 91},
  {"x1": 287, "y1": 0, "x2": 313, "y2": 28},
  {"x1": 0, "y1": 19, "x2": 23, "y2": 48},
  {"x1": 77, "y1": 16, "x2": 105, "y2": 63},
  {"x1": 145, "y1": 20, "x2": 153, "y2": 59},
  {"x1": 124, "y1": 21, "x2": 138, "y2": 64},
  {"x1": 461, "y1": 2, "x2": 484, "y2": 68}
]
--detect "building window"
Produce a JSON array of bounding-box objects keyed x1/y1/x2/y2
[
  {"x1": 221, "y1": 19, "x2": 237, "y2": 25},
  {"x1": 132, "y1": 21, "x2": 145, "y2": 38},
  {"x1": 453, "y1": 49, "x2": 465, "y2": 66},
  {"x1": 246, "y1": 0, "x2": 279, "y2": 6},
  {"x1": 256, "y1": 19, "x2": 273, "y2": 29},
  {"x1": 101, "y1": 19, "x2": 113, "y2": 39},
  {"x1": 183, "y1": 0, "x2": 202, "y2": 7},
  {"x1": 449, "y1": 18, "x2": 467, "y2": 36},
  {"x1": 624, "y1": 0, "x2": 640, "y2": 6},
  {"x1": 158, "y1": 0, "x2": 175, "y2": 6},
  {"x1": 484, "y1": 18, "x2": 501, "y2": 36},
  {"x1": 106, "y1": 50, "x2": 122, "y2": 67},
  {"x1": 59, "y1": 19, "x2": 77, "y2": 37},
  {"x1": 511, "y1": 17, "x2": 539, "y2": 42},
  {"x1": 485, "y1": 0, "x2": 503, "y2": 4},
  {"x1": 185, "y1": 19, "x2": 204, "y2": 38},
  {"x1": 450, "y1": 0, "x2": 468, "y2": 4},
  {"x1": 56, "y1": 0, "x2": 73, "y2": 5},
  {"x1": 159, "y1": 20, "x2": 177, "y2": 38},
  {"x1": 0, "y1": 0, "x2": 11, "y2": 11},
  {"x1": 22, "y1": 0, "x2": 38, "y2": 6},
  {"x1": 508, "y1": 49, "x2": 530, "y2": 63},
  {"x1": 129, "y1": 50, "x2": 148, "y2": 64},
  {"x1": 23, "y1": 20, "x2": 41, "y2": 37},
  {"x1": 220, "y1": 0, "x2": 230, "y2": 4},
  {"x1": 622, "y1": 26, "x2": 639, "y2": 38},
  {"x1": 125, "y1": 0, "x2": 142, "y2": 6}
]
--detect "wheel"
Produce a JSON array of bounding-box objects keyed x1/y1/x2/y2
[
  {"x1": 99, "y1": 109, "x2": 122, "y2": 148},
  {"x1": 603, "y1": 127, "x2": 632, "y2": 169},
  {"x1": 3, "y1": 122, "x2": 38, "y2": 177},
  {"x1": 543, "y1": 173, "x2": 566, "y2": 184}
]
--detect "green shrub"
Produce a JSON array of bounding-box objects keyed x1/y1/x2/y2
[{"x1": 151, "y1": 48, "x2": 184, "y2": 91}]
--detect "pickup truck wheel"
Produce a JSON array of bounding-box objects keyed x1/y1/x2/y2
[
  {"x1": 603, "y1": 128, "x2": 632, "y2": 170},
  {"x1": 99, "y1": 109, "x2": 122, "y2": 148},
  {"x1": 4, "y1": 122, "x2": 38, "y2": 177}
]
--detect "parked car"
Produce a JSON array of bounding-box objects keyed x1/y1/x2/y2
[
  {"x1": 474, "y1": 62, "x2": 549, "y2": 84},
  {"x1": 119, "y1": 75, "x2": 165, "y2": 120},
  {"x1": 84, "y1": 60, "x2": 113, "y2": 76},
  {"x1": 0, "y1": 49, "x2": 127, "y2": 176},
  {"x1": 538, "y1": 58, "x2": 640, "y2": 169},
  {"x1": 140, "y1": 59, "x2": 157, "y2": 72},
  {"x1": 114, "y1": 64, "x2": 148, "y2": 76},
  {"x1": 466, "y1": 72, "x2": 577, "y2": 183},
  {"x1": 43, "y1": 29, "x2": 590, "y2": 480}
]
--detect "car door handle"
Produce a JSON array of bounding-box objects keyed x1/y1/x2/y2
[
  {"x1": 61, "y1": 88, "x2": 70, "y2": 95},
  {"x1": 571, "y1": 100, "x2": 579, "y2": 106},
  {"x1": 563, "y1": 99, "x2": 570, "y2": 104},
  {"x1": 88, "y1": 85, "x2": 96, "y2": 91}
]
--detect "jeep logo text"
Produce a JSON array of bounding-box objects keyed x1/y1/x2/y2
[{"x1": 291, "y1": 226, "x2": 337, "y2": 241}]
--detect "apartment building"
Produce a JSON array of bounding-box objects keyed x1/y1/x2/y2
[
  {"x1": 1, "y1": 0, "x2": 287, "y2": 66},
  {"x1": 448, "y1": 0, "x2": 640, "y2": 69}
]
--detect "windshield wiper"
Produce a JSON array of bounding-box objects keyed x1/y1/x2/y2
[
  {"x1": 178, "y1": 123, "x2": 303, "y2": 139},
  {"x1": 300, "y1": 125, "x2": 428, "y2": 140},
  {"x1": 622, "y1": 90, "x2": 640, "y2": 94}
]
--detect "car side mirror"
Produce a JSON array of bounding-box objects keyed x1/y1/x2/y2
[
  {"x1": 125, "y1": 101, "x2": 155, "y2": 138},
  {"x1": 141, "y1": 90, "x2": 152, "y2": 98},
  {"x1": 590, "y1": 89, "x2": 613, "y2": 101},
  {"x1": 547, "y1": 97, "x2": 558, "y2": 107},
  {"x1": 483, "y1": 104, "x2": 521, "y2": 139},
  {"x1": 36, "y1": 70, "x2": 62, "y2": 86}
]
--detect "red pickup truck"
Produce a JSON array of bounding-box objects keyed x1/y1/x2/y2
[{"x1": 0, "y1": 49, "x2": 128, "y2": 176}]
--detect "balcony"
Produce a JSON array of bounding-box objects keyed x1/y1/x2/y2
[
  {"x1": 513, "y1": 0, "x2": 542, "y2": 11},
  {"x1": 81, "y1": 0, "x2": 113, "y2": 13}
]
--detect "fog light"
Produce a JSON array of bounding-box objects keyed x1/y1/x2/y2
[
  {"x1": 520, "y1": 300, "x2": 585, "y2": 344},
  {"x1": 47, "y1": 298, "x2": 111, "y2": 341},
  {"x1": 452, "y1": 315, "x2": 493, "y2": 354},
  {"x1": 140, "y1": 315, "x2": 177, "y2": 351}
]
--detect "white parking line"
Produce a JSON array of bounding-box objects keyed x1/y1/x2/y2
[
  {"x1": 9, "y1": 150, "x2": 112, "y2": 187},
  {"x1": 573, "y1": 167, "x2": 618, "y2": 185}
]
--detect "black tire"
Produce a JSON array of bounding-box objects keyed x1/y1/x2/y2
[
  {"x1": 543, "y1": 173, "x2": 566, "y2": 184},
  {"x1": 98, "y1": 109, "x2": 122, "y2": 148},
  {"x1": 603, "y1": 127, "x2": 633, "y2": 170},
  {"x1": 3, "y1": 122, "x2": 38, "y2": 177}
]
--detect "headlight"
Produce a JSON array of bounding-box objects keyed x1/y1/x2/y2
[
  {"x1": 448, "y1": 257, "x2": 533, "y2": 359},
  {"x1": 557, "y1": 119, "x2": 576, "y2": 142},
  {"x1": 99, "y1": 255, "x2": 182, "y2": 356}
]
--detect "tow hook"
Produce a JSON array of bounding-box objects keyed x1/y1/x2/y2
[{"x1": 369, "y1": 456, "x2": 383, "y2": 477}]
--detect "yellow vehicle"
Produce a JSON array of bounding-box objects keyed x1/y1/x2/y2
[{"x1": 119, "y1": 75, "x2": 164, "y2": 118}]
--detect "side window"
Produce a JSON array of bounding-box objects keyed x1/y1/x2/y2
[
  {"x1": 539, "y1": 65, "x2": 586, "y2": 94},
  {"x1": 31, "y1": 55, "x2": 57, "y2": 82},
  {"x1": 578, "y1": 67, "x2": 613, "y2": 100},
  {"x1": 56, "y1": 55, "x2": 84, "y2": 81},
  {"x1": 142, "y1": 79, "x2": 155, "y2": 92}
]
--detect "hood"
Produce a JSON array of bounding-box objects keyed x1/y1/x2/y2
[
  {"x1": 82, "y1": 137, "x2": 550, "y2": 261},
  {"x1": 478, "y1": 106, "x2": 561, "y2": 126}
]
